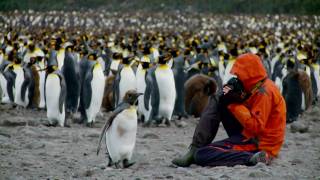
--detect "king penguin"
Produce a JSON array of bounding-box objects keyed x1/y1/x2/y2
[
  {"x1": 171, "y1": 49, "x2": 188, "y2": 119},
  {"x1": 81, "y1": 53, "x2": 105, "y2": 127},
  {"x1": 20, "y1": 57, "x2": 40, "y2": 108},
  {"x1": 56, "y1": 38, "x2": 65, "y2": 70},
  {"x1": 113, "y1": 56, "x2": 136, "y2": 106},
  {"x1": 45, "y1": 50, "x2": 67, "y2": 127},
  {"x1": 136, "y1": 54, "x2": 151, "y2": 122},
  {"x1": 97, "y1": 90, "x2": 142, "y2": 168},
  {"x1": 62, "y1": 44, "x2": 80, "y2": 114},
  {"x1": 144, "y1": 54, "x2": 176, "y2": 126},
  {"x1": 12, "y1": 51, "x2": 30, "y2": 107},
  {"x1": 0, "y1": 58, "x2": 15, "y2": 104}
]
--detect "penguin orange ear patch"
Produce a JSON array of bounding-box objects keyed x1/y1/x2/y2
[{"x1": 89, "y1": 55, "x2": 95, "y2": 60}]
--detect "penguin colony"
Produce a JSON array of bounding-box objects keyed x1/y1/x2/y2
[{"x1": 0, "y1": 11, "x2": 320, "y2": 167}]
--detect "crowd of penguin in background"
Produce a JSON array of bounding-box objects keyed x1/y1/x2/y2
[{"x1": 0, "y1": 11, "x2": 319, "y2": 128}]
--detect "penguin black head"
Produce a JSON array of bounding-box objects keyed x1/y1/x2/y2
[
  {"x1": 158, "y1": 53, "x2": 171, "y2": 65},
  {"x1": 28, "y1": 43, "x2": 35, "y2": 52},
  {"x1": 122, "y1": 57, "x2": 131, "y2": 65},
  {"x1": 88, "y1": 53, "x2": 97, "y2": 61},
  {"x1": 47, "y1": 65, "x2": 58, "y2": 74},
  {"x1": 142, "y1": 62, "x2": 150, "y2": 69},
  {"x1": 170, "y1": 48, "x2": 179, "y2": 58},
  {"x1": 123, "y1": 90, "x2": 143, "y2": 105}
]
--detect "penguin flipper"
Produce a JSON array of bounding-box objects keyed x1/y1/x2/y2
[
  {"x1": 3, "y1": 70, "x2": 16, "y2": 102},
  {"x1": 83, "y1": 70, "x2": 94, "y2": 110},
  {"x1": 96, "y1": 102, "x2": 130, "y2": 155},
  {"x1": 113, "y1": 71, "x2": 121, "y2": 107},
  {"x1": 58, "y1": 74, "x2": 66, "y2": 114},
  {"x1": 21, "y1": 72, "x2": 31, "y2": 103},
  {"x1": 144, "y1": 71, "x2": 152, "y2": 111}
]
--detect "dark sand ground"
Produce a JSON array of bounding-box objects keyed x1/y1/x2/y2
[{"x1": 0, "y1": 104, "x2": 319, "y2": 180}]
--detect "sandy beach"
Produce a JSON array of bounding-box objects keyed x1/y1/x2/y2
[{"x1": 0, "y1": 103, "x2": 319, "y2": 179}]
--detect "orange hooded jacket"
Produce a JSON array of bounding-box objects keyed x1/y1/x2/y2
[{"x1": 228, "y1": 53, "x2": 286, "y2": 157}]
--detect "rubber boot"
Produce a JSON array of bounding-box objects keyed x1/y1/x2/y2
[
  {"x1": 172, "y1": 145, "x2": 197, "y2": 167},
  {"x1": 249, "y1": 151, "x2": 272, "y2": 165}
]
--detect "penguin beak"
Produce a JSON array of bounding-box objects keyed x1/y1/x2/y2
[{"x1": 137, "y1": 93, "x2": 144, "y2": 96}]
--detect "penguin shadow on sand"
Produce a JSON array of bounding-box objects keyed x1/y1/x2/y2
[{"x1": 97, "y1": 90, "x2": 142, "y2": 169}]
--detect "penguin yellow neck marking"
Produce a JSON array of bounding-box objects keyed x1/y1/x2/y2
[
  {"x1": 229, "y1": 58, "x2": 236, "y2": 62},
  {"x1": 13, "y1": 64, "x2": 21, "y2": 69},
  {"x1": 94, "y1": 63, "x2": 101, "y2": 70},
  {"x1": 48, "y1": 73, "x2": 58, "y2": 78},
  {"x1": 128, "y1": 105, "x2": 136, "y2": 112},
  {"x1": 158, "y1": 64, "x2": 169, "y2": 70}
]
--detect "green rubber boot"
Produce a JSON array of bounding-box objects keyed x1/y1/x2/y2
[{"x1": 172, "y1": 146, "x2": 197, "y2": 167}]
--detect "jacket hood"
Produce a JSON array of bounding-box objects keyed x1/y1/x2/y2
[{"x1": 230, "y1": 53, "x2": 267, "y2": 92}]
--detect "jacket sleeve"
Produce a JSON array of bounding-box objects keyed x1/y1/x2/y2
[{"x1": 228, "y1": 93, "x2": 272, "y2": 136}]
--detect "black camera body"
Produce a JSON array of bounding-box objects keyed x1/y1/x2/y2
[{"x1": 221, "y1": 77, "x2": 247, "y2": 105}]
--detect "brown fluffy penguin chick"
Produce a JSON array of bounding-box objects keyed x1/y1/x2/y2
[
  {"x1": 184, "y1": 74, "x2": 217, "y2": 117},
  {"x1": 102, "y1": 75, "x2": 115, "y2": 112},
  {"x1": 297, "y1": 71, "x2": 313, "y2": 110}
]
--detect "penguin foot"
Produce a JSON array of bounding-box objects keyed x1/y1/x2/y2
[
  {"x1": 86, "y1": 121, "x2": 94, "y2": 128},
  {"x1": 123, "y1": 159, "x2": 135, "y2": 168},
  {"x1": 64, "y1": 123, "x2": 71, "y2": 128},
  {"x1": 165, "y1": 118, "x2": 171, "y2": 127},
  {"x1": 46, "y1": 122, "x2": 58, "y2": 127},
  {"x1": 142, "y1": 121, "x2": 152, "y2": 127},
  {"x1": 114, "y1": 162, "x2": 121, "y2": 169},
  {"x1": 138, "y1": 115, "x2": 145, "y2": 124},
  {"x1": 107, "y1": 157, "x2": 114, "y2": 167},
  {"x1": 73, "y1": 117, "x2": 84, "y2": 124}
]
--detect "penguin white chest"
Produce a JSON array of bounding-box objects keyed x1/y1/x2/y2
[
  {"x1": 119, "y1": 67, "x2": 136, "y2": 103},
  {"x1": 136, "y1": 68, "x2": 147, "y2": 114},
  {"x1": 106, "y1": 107, "x2": 138, "y2": 163},
  {"x1": 0, "y1": 73, "x2": 9, "y2": 103},
  {"x1": 155, "y1": 67, "x2": 176, "y2": 119},
  {"x1": 39, "y1": 71, "x2": 46, "y2": 108},
  {"x1": 57, "y1": 49, "x2": 65, "y2": 70},
  {"x1": 86, "y1": 64, "x2": 105, "y2": 123},
  {"x1": 45, "y1": 74, "x2": 65, "y2": 126},
  {"x1": 14, "y1": 66, "x2": 28, "y2": 107}
]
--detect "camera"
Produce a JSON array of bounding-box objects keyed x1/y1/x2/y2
[{"x1": 221, "y1": 77, "x2": 247, "y2": 105}]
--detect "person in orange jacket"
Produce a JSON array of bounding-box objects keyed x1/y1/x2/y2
[{"x1": 172, "y1": 53, "x2": 286, "y2": 167}]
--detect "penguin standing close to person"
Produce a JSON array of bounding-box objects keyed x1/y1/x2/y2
[
  {"x1": 282, "y1": 59, "x2": 313, "y2": 123},
  {"x1": 144, "y1": 54, "x2": 176, "y2": 126},
  {"x1": 184, "y1": 74, "x2": 217, "y2": 117},
  {"x1": 97, "y1": 90, "x2": 142, "y2": 168},
  {"x1": 45, "y1": 50, "x2": 67, "y2": 127},
  {"x1": 171, "y1": 49, "x2": 188, "y2": 119},
  {"x1": 81, "y1": 53, "x2": 105, "y2": 127},
  {"x1": 113, "y1": 56, "x2": 136, "y2": 107}
]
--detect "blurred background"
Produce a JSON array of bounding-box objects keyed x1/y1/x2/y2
[{"x1": 0, "y1": 0, "x2": 319, "y2": 14}]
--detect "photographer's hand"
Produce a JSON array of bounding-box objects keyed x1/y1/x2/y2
[{"x1": 223, "y1": 85, "x2": 232, "y2": 95}]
